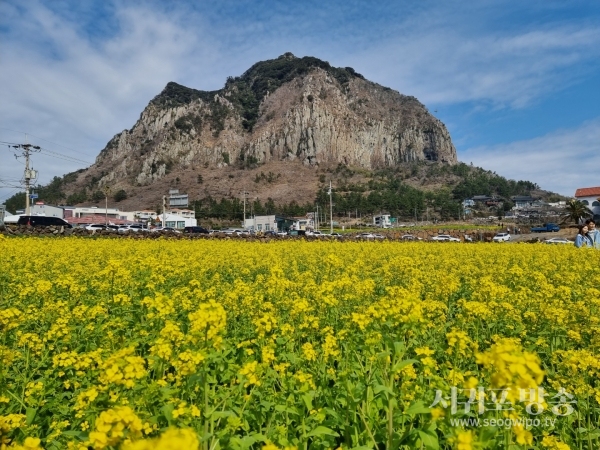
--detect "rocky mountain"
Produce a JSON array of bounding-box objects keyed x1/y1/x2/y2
[{"x1": 65, "y1": 53, "x2": 458, "y2": 209}]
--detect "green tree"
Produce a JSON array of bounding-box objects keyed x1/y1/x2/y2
[
  {"x1": 114, "y1": 189, "x2": 128, "y2": 202},
  {"x1": 91, "y1": 191, "x2": 104, "y2": 202},
  {"x1": 5, "y1": 192, "x2": 26, "y2": 214},
  {"x1": 564, "y1": 199, "x2": 592, "y2": 224},
  {"x1": 66, "y1": 189, "x2": 87, "y2": 205}
]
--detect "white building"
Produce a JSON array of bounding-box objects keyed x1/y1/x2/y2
[
  {"x1": 71, "y1": 206, "x2": 135, "y2": 221},
  {"x1": 373, "y1": 214, "x2": 392, "y2": 228},
  {"x1": 134, "y1": 210, "x2": 157, "y2": 221},
  {"x1": 168, "y1": 189, "x2": 189, "y2": 208},
  {"x1": 574, "y1": 186, "x2": 600, "y2": 217},
  {"x1": 293, "y1": 217, "x2": 314, "y2": 231},
  {"x1": 243, "y1": 215, "x2": 278, "y2": 232},
  {"x1": 167, "y1": 208, "x2": 195, "y2": 219},
  {"x1": 27, "y1": 203, "x2": 65, "y2": 218},
  {"x1": 157, "y1": 213, "x2": 197, "y2": 229}
]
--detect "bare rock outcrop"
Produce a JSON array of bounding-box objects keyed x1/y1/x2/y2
[{"x1": 69, "y1": 53, "x2": 457, "y2": 195}]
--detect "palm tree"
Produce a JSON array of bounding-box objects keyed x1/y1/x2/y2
[{"x1": 563, "y1": 199, "x2": 592, "y2": 224}]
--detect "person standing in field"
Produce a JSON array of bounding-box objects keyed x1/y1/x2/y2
[
  {"x1": 575, "y1": 224, "x2": 593, "y2": 248},
  {"x1": 585, "y1": 219, "x2": 600, "y2": 249}
]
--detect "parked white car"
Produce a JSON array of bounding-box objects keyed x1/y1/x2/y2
[
  {"x1": 431, "y1": 234, "x2": 460, "y2": 242},
  {"x1": 85, "y1": 224, "x2": 113, "y2": 232},
  {"x1": 492, "y1": 233, "x2": 511, "y2": 242},
  {"x1": 544, "y1": 237, "x2": 573, "y2": 245},
  {"x1": 118, "y1": 224, "x2": 149, "y2": 233},
  {"x1": 355, "y1": 233, "x2": 375, "y2": 239}
]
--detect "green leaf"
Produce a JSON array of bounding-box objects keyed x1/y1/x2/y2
[
  {"x1": 394, "y1": 341, "x2": 406, "y2": 357},
  {"x1": 418, "y1": 430, "x2": 439, "y2": 450},
  {"x1": 373, "y1": 383, "x2": 395, "y2": 397},
  {"x1": 160, "y1": 403, "x2": 174, "y2": 425},
  {"x1": 25, "y1": 407, "x2": 37, "y2": 425},
  {"x1": 211, "y1": 411, "x2": 236, "y2": 420},
  {"x1": 377, "y1": 350, "x2": 391, "y2": 361},
  {"x1": 302, "y1": 392, "x2": 314, "y2": 411},
  {"x1": 392, "y1": 359, "x2": 418, "y2": 373},
  {"x1": 274, "y1": 405, "x2": 299, "y2": 416},
  {"x1": 62, "y1": 430, "x2": 87, "y2": 439},
  {"x1": 405, "y1": 401, "x2": 430, "y2": 416},
  {"x1": 305, "y1": 426, "x2": 339, "y2": 438}
]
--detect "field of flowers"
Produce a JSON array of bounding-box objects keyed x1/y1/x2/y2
[{"x1": 1, "y1": 235, "x2": 599, "y2": 450}]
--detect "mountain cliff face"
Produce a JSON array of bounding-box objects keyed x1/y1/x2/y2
[{"x1": 87, "y1": 53, "x2": 457, "y2": 190}]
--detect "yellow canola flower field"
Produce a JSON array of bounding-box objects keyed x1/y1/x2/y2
[{"x1": 1, "y1": 236, "x2": 599, "y2": 450}]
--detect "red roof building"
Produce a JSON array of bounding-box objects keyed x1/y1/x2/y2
[{"x1": 575, "y1": 187, "x2": 600, "y2": 198}]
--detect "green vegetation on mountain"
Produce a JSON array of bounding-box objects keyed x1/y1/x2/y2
[
  {"x1": 189, "y1": 162, "x2": 553, "y2": 222},
  {"x1": 149, "y1": 53, "x2": 366, "y2": 133},
  {"x1": 3, "y1": 161, "x2": 554, "y2": 221}
]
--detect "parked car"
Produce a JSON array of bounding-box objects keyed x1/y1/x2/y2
[
  {"x1": 544, "y1": 237, "x2": 573, "y2": 245},
  {"x1": 157, "y1": 227, "x2": 180, "y2": 233},
  {"x1": 221, "y1": 228, "x2": 244, "y2": 235},
  {"x1": 330, "y1": 232, "x2": 343, "y2": 238},
  {"x1": 183, "y1": 226, "x2": 209, "y2": 234},
  {"x1": 17, "y1": 216, "x2": 72, "y2": 228},
  {"x1": 356, "y1": 233, "x2": 375, "y2": 239},
  {"x1": 118, "y1": 224, "x2": 149, "y2": 233},
  {"x1": 85, "y1": 224, "x2": 113, "y2": 232},
  {"x1": 492, "y1": 232, "x2": 511, "y2": 242},
  {"x1": 372, "y1": 233, "x2": 385, "y2": 239},
  {"x1": 431, "y1": 234, "x2": 460, "y2": 242},
  {"x1": 531, "y1": 223, "x2": 560, "y2": 233},
  {"x1": 401, "y1": 234, "x2": 421, "y2": 241}
]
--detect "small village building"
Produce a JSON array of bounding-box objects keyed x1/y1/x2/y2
[
  {"x1": 157, "y1": 213, "x2": 196, "y2": 229},
  {"x1": 511, "y1": 196, "x2": 536, "y2": 209},
  {"x1": 242, "y1": 215, "x2": 296, "y2": 232},
  {"x1": 574, "y1": 186, "x2": 600, "y2": 217},
  {"x1": 373, "y1": 214, "x2": 392, "y2": 228},
  {"x1": 28, "y1": 202, "x2": 65, "y2": 218},
  {"x1": 71, "y1": 206, "x2": 135, "y2": 221}
]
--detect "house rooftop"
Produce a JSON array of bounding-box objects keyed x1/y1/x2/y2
[{"x1": 575, "y1": 187, "x2": 600, "y2": 198}]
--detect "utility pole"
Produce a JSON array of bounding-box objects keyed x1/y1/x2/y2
[
  {"x1": 12, "y1": 139, "x2": 40, "y2": 216},
  {"x1": 328, "y1": 181, "x2": 333, "y2": 234},
  {"x1": 315, "y1": 204, "x2": 319, "y2": 231},
  {"x1": 241, "y1": 191, "x2": 249, "y2": 228},
  {"x1": 162, "y1": 195, "x2": 167, "y2": 227},
  {"x1": 25, "y1": 144, "x2": 31, "y2": 216},
  {"x1": 102, "y1": 186, "x2": 111, "y2": 226}
]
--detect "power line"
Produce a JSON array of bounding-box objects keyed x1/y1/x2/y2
[
  {"x1": 0, "y1": 127, "x2": 87, "y2": 159},
  {"x1": 38, "y1": 148, "x2": 92, "y2": 165},
  {"x1": 1, "y1": 141, "x2": 92, "y2": 165},
  {"x1": 0, "y1": 188, "x2": 21, "y2": 203}
]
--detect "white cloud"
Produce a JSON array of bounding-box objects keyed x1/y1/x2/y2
[
  {"x1": 350, "y1": 24, "x2": 600, "y2": 108},
  {"x1": 459, "y1": 118, "x2": 600, "y2": 196},
  {"x1": 0, "y1": 2, "x2": 221, "y2": 188}
]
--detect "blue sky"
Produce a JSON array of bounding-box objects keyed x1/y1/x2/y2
[{"x1": 1, "y1": 0, "x2": 600, "y2": 201}]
